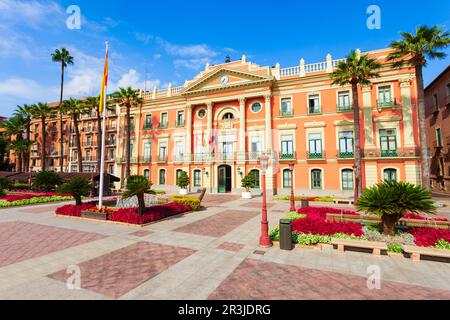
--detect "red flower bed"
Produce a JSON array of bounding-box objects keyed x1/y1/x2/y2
[
  {"x1": 1, "y1": 191, "x2": 71, "y2": 202},
  {"x1": 403, "y1": 213, "x2": 448, "y2": 222},
  {"x1": 297, "y1": 206, "x2": 359, "y2": 220},
  {"x1": 292, "y1": 206, "x2": 363, "y2": 236},
  {"x1": 109, "y1": 203, "x2": 192, "y2": 225},
  {"x1": 56, "y1": 203, "x2": 97, "y2": 217},
  {"x1": 410, "y1": 228, "x2": 450, "y2": 247},
  {"x1": 1, "y1": 195, "x2": 35, "y2": 202}
]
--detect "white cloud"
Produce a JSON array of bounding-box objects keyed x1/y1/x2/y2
[
  {"x1": 174, "y1": 58, "x2": 211, "y2": 70},
  {"x1": 133, "y1": 32, "x2": 154, "y2": 45},
  {"x1": 158, "y1": 38, "x2": 217, "y2": 58},
  {"x1": 0, "y1": 77, "x2": 57, "y2": 101}
]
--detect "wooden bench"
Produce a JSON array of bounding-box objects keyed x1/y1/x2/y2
[
  {"x1": 331, "y1": 238, "x2": 387, "y2": 256},
  {"x1": 403, "y1": 245, "x2": 450, "y2": 262},
  {"x1": 333, "y1": 198, "x2": 354, "y2": 205}
]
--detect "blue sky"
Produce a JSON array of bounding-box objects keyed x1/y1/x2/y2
[{"x1": 0, "y1": 0, "x2": 449, "y2": 117}]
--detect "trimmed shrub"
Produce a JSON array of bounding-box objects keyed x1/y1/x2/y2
[
  {"x1": 241, "y1": 174, "x2": 256, "y2": 192},
  {"x1": 33, "y1": 171, "x2": 62, "y2": 192},
  {"x1": 176, "y1": 171, "x2": 190, "y2": 189},
  {"x1": 172, "y1": 195, "x2": 201, "y2": 211},
  {"x1": 57, "y1": 177, "x2": 91, "y2": 206},
  {"x1": 0, "y1": 177, "x2": 12, "y2": 196},
  {"x1": 13, "y1": 183, "x2": 31, "y2": 191}
]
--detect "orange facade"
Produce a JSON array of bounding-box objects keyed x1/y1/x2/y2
[{"x1": 116, "y1": 48, "x2": 422, "y2": 196}]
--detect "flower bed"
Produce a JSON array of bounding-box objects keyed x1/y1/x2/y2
[
  {"x1": 410, "y1": 228, "x2": 450, "y2": 247},
  {"x1": 274, "y1": 196, "x2": 334, "y2": 203},
  {"x1": 0, "y1": 194, "x2": 73, "y2": 208},
  {"x1": 56, "y1": 202, "x2": 193, "y2": 225}
]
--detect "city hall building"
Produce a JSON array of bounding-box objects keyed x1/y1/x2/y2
[{"x1": 113, "y1": 48, "x2": 422, "y2": 196}]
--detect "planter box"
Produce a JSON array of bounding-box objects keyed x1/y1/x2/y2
[
  {"x1": 241, "y1": 191, "x2": 252, "y2": 199},
  {"x1": 81, "y1": 211, "x2": 110, "y2": 221}
]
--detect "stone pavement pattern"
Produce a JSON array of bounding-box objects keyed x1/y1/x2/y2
[{"x1": 0, "y1": 195, "x2": 449, "y2": 300}]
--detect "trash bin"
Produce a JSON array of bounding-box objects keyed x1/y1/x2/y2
[
  {"x1": 279, "y1": 219, "x2": 293, "y2": 251},
  {"x1": 301, "y1": 200, "x2": 309, "y2": 208}
]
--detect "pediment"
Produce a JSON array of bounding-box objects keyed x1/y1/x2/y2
[{"x1": 183, "y1": 67, "x2": 273, "y2": 95}]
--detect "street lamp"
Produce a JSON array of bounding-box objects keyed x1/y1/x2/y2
[
  {"x1": 259, "y1": 154, "x2": 272, "y2": 248},
  {"x1": 289, "y1": 163, "x2": 296, "y2": 212}
]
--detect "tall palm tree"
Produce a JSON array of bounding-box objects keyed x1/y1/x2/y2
[
  {"x1": 112, "y1": 87, "x2": 143, "y2": 178},
  {"x1": 14, "y1": 104, "x2": 33, "y2": 172},
  {"x1": 31, "y1": 103, "x2": 53, "y2": 172},
  {"x1": 2, "y1": 116, "x2": 27, "y2": 172},
  {"x1": 60, "y1": 98, "x2": 90, "y2": 173},
  {"x1": 52, "y1": 48, "x2": 74, "y2": 172},
  {"x1": 387, "y1": 25, "x2": 450, "y2": 190},
  {"x1": 330, "y1": 50, "x2": 381, "y2": 203}
]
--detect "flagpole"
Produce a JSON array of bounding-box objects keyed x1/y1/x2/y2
[{"x1": 98, "y1": 41, "x2": 109, "y2": 209}]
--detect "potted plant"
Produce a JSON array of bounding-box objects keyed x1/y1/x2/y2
[
  {"x1": 176, "y1": 171, "x2": 190, "y2": 195},
  {"x1": 357, "y1": 180, "x2": 436, "y2": 236},
  {"x1": 241, "y1": 174, "x2": 256, "y2": 199}
]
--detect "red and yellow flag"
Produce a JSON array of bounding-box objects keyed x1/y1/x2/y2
[{"x1": 99, "y1": 45, "x2": 109, "y2": 113}]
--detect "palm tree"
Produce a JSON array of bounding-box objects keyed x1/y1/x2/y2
[
  {"x1": 122, "y1": 175, "x2": 152, "y2": 217},
  {"x1": 52, "y1": 48, "x2": 74, "y2": 172},
  {"x1": 112, "y1": 87, "x2": 143, "y2": 178},
  {"x1": 31, "y1": 103, "x2": 54, "y2": 172},
  {"x1": 60, "y1": 98, "x2": 90, "y2": 173},
  {"x1": 14, "y1": 104, "x2": 33, "y2": 172},
  {"x1": 330, "y1": 50, "x2": 382, "y2": 203},
  {"x1": 2, "y1": 116, "x2": 27, "y2": 172},
  {"x1": 387, "y1": 25, "x2": 450, "y2": 190}
]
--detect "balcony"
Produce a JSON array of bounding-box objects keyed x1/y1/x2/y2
[
  {"x1": 158, "y1": 122, "x2": 168, "y2": 129},
  {"x1": 193, "y1": 153, "x2": 208, "y2": 163},
  {"x1": 377, "y1": 98, "x2": 398, "y2": 109},
  {"x1": 338, "y1": 151, "x2": 354, "y2": 159},
  {"x1": 173, "y1": 154, "x2": 185, "y2": 163},
  {"x1": 308, "y1": 107, "x2": 322, "y2": 115},
  {"x1": 307, "y1": 151, "x2": 324, "y2": 160},
  {"x1": 106, "y1": 140, "x2": 116, "y2": 146},
  {"x1": 107, "y1": 126, "x2": 117, "y2": 132},
  {"x1": 143, "y1": 124, "x2": 153, "y2": 130},
  {"x1": 82, "y1": 157, "x2": 96, "y2": 162},
  {"x1": 176, "y1": 120, "x2": 185, "y2": 128},
  {"x1": 381, "y1": 150, "x2": 398, "y2": 158},
  {"x1": 158, "y1": 155, "x2": 168, "y2": 164},
  {"x1": 216, "y1": 152, "x2": 236, "y2": 162},
  {"x1": 141, "y1": 156, "x2": 152, "y2": 164},
  {"x1": 247, "y1": 151, "x2": 262, "y2": 161},
  {"x1": 279, "y1": 152, "x2": 296, "y2": 161},
  {"x1": 337, "y1": 104, "x2": 352, "y2": 112},
  {"x1": 280, "y1": 110, "x2": 293, "y2": 117}
]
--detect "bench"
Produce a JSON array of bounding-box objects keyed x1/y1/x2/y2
[
  {"x1": 333, "y1": 198, "x2": 354, "y2": 205},
  {"x1": 331, "y1": 238, "x2": 388, "y2": 256},
  {"x1": 403, "y1": 245, "x2": 450, "y2": 262},
  {"x1": 326, "y1": 214, "x2": 380, "y2": 223}
]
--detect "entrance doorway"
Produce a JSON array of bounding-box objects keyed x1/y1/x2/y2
[{"x1": 218, "y1": 165, "x2": 232, "y2": 193}]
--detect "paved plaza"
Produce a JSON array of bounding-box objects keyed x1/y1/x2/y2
[{"x1": 0, "y1": 194, "x2": 449, "y2": 300}]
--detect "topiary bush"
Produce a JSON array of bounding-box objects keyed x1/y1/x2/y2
[
  {"x1": 57, "y1": 177, "x2": 91, "y2": 206},
  {"x1": 0, "y1": 177, "x2": 13, "y2": 196},
  {"x1": 357, "y1": 180, "x2": 436, "y2": 236},
  {"x1": 13, "y1": 183, "x2": 31, "y2": 191},
  {"x1": 176, "y1": 171, "x2": 190, "y2": 190},
  {"x1": 241, "y1": 174, "x2": 256, "y2": 192},
  {"x1": 33, "y1": 171, "x2": 62, "y2": 192}
]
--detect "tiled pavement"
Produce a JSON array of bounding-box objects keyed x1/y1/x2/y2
[{"x1": 0, "y1": 194, "x2": 449, "y2": 300}]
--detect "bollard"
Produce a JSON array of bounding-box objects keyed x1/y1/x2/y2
[
  {"x1": 301, "y1": 200, "x2": 309, "y2": 208},
  {"x1": 279, "y1": 219, "x2": 293, "y2": 251}
]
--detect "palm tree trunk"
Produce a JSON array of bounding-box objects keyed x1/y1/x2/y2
[
  {"x1": 352, "y1": 83, "x2": 363, "y2": 203},
  {"x1": 97, "y1": 108, "x2": 102, "y2": 172},
  {"x1": 41, "y1": 117, "x2": 46, "y2": 171},
  {"x1": 59, "y1": 63, "x2": 65, "y2": 173},
  {"x1": 415, "y1": 65, "x2": 431, "y2": 190},
  {"x1": 74, "y1": 114, "x2": 83, "y2": 173},
  {"x1": 125, "y1": 105, "x2": 131, "y2": 178},
  {"x1": 137, "y1": 192, "x2": 145, "y2": 218},
  {"x1": 25, "y1": 120, "x2": 30, "y2": 172}
]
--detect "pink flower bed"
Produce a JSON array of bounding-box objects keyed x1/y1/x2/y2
[
  {"x1": 109, "y1": 203, "x2": 192, "y2": 225},
  {"x1": 292, "y1": 206, "x2": 363, "y2": 237},
  {"x1": 55, "y1": 203, "x2": 97, "y2": 217},
  {"x1": 410, "y1": 228, "x2": 450, "y2": 247},
  {"x1": 56, "y1": 202, "x2": 192, "y2": 225}
]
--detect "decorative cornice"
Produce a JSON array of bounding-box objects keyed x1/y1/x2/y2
[
  {"x1": 374, "y1": 115, "x2": 402, "y2": 123},
  {"x1": 277, "y1": 124, "x2": 297, "y2": 130},
  {"x1": 334, "y1": 119, "x2": 354, "y2": 127},
  {"x1": 304, "y1": 121, "x2": 326, "y2": 128}
]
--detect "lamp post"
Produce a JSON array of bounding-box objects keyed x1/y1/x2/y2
[
  {"x1": 259, "y1": 154, "x2": 272, "y2": 248},
  {"x1": 289, "y1": 163, "x2": 296, "y2": 212}
]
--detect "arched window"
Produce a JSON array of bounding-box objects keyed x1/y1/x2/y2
[
  {"x1": 143, "y1": 169, "x2": 150, "y2": 180},
  {"x1": 249, "y1": 169, "x2": 260, "y2": 188},
  {"x1": 383, "y1": 168, "x2": 398, "y2": 182},
  {"x1": 283, "y1": 169, "x2": 292, "y2": 189},
  {"x1": 193, "y1": 170, "x2": 202, "y2": 187},
  {"x1": 311, "y1": 169, "x2": 322, "y2": 189},
  {"x1": 223, "y1": 113, "x2": 235, "y2": 120},
  {"x1": 159, "y1": 169, "x2": 166, "y2": 185},
  {"x1": 341, "y1": 169, "x2": 354, "y2": 191}
]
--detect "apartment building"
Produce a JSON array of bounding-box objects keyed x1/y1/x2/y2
[
  {"x1": 29, "y1": 104, "x2": 118, "y2": 175},
  {"x1": 116, "y1": 48, "x2": 422, "y2": 196},
  {"x1": 425, "y1": 65, "x2": 450, "y2": 191}
]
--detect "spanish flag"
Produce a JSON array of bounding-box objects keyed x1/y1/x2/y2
[{"x1": 99, "y1": 44, "x2": 109, "y2": 113}]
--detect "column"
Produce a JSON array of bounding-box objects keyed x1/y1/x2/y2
[
  {"x1": 239, "y1": 97, "x2": 246, "y2": 163},
  {"x1": 400, "y1": 79, "x2": 415, "y2": 147},
  {"x1": 206, "y1": 102, "x2": 213, "y2": 156},
  {"x1": 264, "y1": 95, "x2": 273, "y2": 153},
  {"x1": 186, "y1": 104, "x2": 193, "y2": 162}
]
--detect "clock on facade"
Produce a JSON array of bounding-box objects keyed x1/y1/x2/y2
[{"x1": 220, "y1": 75, "x2": 229, "y2": 85}]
